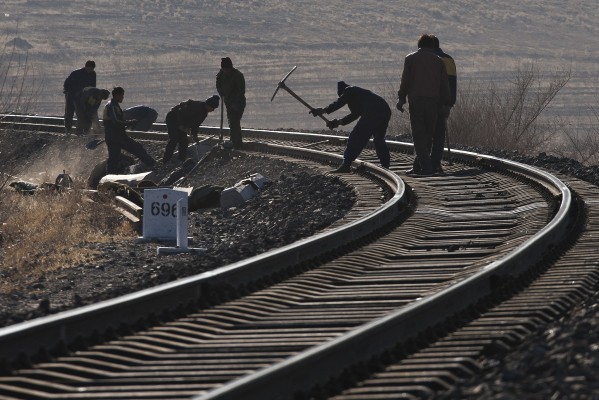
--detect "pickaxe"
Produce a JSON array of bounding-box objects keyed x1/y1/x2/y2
[{"x1": 271, "y1": 66, "x2": 329, "y2": 123}]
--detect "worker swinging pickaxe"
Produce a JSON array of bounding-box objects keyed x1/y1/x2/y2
[{"x1": 271, "y1": 66, "x2": 330, "y2": 124}]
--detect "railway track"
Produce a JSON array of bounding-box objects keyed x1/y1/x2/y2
[{"x1": 0, "y1": 115, "x2": 595, "y2": 399}]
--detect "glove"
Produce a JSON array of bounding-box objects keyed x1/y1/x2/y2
[
  {"x1": 396, "y1": 99, "x2": 405, "y2": 113},
  {"x1": 326, "y1": 119, "x2": 340, "y2": 130},
  {"x1": 309, "y1": 107, "x2": 325, "y2": 117}
]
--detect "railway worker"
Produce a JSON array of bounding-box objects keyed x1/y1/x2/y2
[
  {"x1": 123, "y1": 105, "x2": 159, "y2": 131},
  {"x1": 103, "y1": 87, "x2": 156, "y2": 174},
  {"x1": 162, "y1": 95, "x2": 220, "y2": 163},
  {"x1": 63, "y1": 60, "x2": 96, "y2": 135},
  {"x1": 396, "y1": 33, "x2": 451, "y2": 176},
  {"x1": 430, "y1": 35, "x2": 457, "y2": 175},
  {"x1": 216, "y1": 57, "x2": 246, "y2": 149},
  {"x1": 310, "y1": 81, "x2": 391, "y2": 173},
  {"x1": 77, "y1": 87, "x2": 110, "y2": 135}
]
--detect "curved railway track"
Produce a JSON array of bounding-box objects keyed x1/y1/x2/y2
[{"x1": 0, "y1": 115, "x2": 596, "y2": 399}]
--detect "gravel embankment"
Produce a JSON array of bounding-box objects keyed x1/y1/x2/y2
[
  {"x1": 3, "y1": 130, "x2": 599, "y2": 398},
  {"x1": 0, "y1": 131, "x2": 356, "y2": 328}
]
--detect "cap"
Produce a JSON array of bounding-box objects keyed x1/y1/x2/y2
[
  {"x1": 221, "y1": 57, "x2": 233, "y2": 69},
  {"x1": 337, "y1": 81, "x2": 349, "y2": 96},
  {"x1": 205, "y1": 95, "x2": 220, "y2": 109}
]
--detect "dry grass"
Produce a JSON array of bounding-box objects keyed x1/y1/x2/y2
[
  {"x1": 448, "y1": 64, "x2": 571, "y2": 155},
  {"x1": 0, "y1": 186, "x2": 134, "y2": 293},
  {"x1": 553, "y1": 105, "x2": 599, "y2": 165}
]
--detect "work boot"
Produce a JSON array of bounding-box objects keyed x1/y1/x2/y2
[{"x1": 330, "y1": 164, "x2": 351, "y2": 173}]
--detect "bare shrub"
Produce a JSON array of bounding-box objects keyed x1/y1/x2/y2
[
  {"x1": 0, "y1": 22, "x2": 44, "y2": 204},
  {"x1": 0, "y1": 188, "x2": 134, "y2": 292},
  {"x1": 378, "y1": 74, "x2": 411, "y2": 137},
  {"x1": 552, "y1": 105, "x2": 599, "y2": 165},
  {"x1": 0, "y1": 22, "x2": 43, "y2": 115},
  {"x1": 448, "y1": 64, "x2": 571, "y2": 154}
]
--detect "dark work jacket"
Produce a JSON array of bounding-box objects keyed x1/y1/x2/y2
[
  {"x1": 397, "y1": 47, "x2": 451, "y2": 105},
  {"x1": 216, "y1": 67, "x2": 246, "y2": 108},
  {"x1": 434, "y1": 47, "x2": 457, "y2": 106},
  {"x1": 63, "y1": 68, "x2": 96, "y2": 95},
  {"x1": 323, "y1": 86, "x2": 390, "y2": 126},
  {"x1": 170, "y1": 100, "x2": 210, "y2": 137},
  {"x1": 103, "y1": 99, "x2": 128, "y2": 138},
  {"x1": 81, "y1": 87, "x2": 109, "y2": 117}
]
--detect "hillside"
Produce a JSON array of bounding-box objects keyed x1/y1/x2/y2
[{"x1": 2, "y1": 0, "x2": 598, "y2": 131}]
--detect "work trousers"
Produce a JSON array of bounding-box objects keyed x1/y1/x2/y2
[
  {"x1": 64, "y1": 92, "x2": 84, "y2": 134},
  {"x1": 408, "y1": 96, "x2": 439, "y2": 174},
  {"x1": 431, "y1": 109, "x2": 448, "y2": 171},
  {"x1": 343, "y1": 106, "x2": 391, "y2": 168},
  {"x1": 163, "y1": 111, "x2": 189, "y2": 162},
  {"x1": 105, "y1": 132, "x2": 156, "y2": 174},
  {"x1": 225, "y1": 99, "x2": 245, "y2": 148}
]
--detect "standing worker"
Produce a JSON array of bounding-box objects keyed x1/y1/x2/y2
[
  {"x1": 63, "y1": 60, "x2": 96, "y2": 135},
  {"x1": 103, "y1": 87, "x2": 156, "y2": 174},
  {"x1": 430, "y1": 35, "x2": 457, "y2": 174},
  {"x1": 162, "y1": 95, "x2": 220, "y2": 163},
  {"x1": 396, "y1": 34, "x2": 451, "y2": 176},
  {"x1": 78, "y1": 87, "x2": 110, "y2": 135},
  {"x1": 310, "y1": 81, "x2": 391, "y2": 173},
  {"x1": 216, "y1": 57, "x2": 246, "y2": 149}
]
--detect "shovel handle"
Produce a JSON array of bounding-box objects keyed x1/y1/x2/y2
[{"x1": 219, "y1": 96, "x2": 224, "y2": 143}]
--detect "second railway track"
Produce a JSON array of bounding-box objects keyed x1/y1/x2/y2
[{"x1": 0, "y1": 115, "x2": 595, "y2": 399}]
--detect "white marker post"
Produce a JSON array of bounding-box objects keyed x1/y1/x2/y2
[{"x1": 140, "y1": 188, "x2": 204, "y2": 255}]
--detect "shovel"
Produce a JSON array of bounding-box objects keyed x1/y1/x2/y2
[
  {"x1": 85, "y1": 138, "x2": 105, "y2": 150},
  {"x1": 219, "y1": 95, "x2": 225, "y2": 145}
]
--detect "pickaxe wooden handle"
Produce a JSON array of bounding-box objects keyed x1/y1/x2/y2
[{"x1": 271, "y1": 66, "x2": 330, "y2": 123}]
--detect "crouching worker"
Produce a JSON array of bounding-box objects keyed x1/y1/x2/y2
[
  {"x1": 123, "y1": 105, "x2": 158, "y2": 131},
  {"x1": 78, "y1": 87, "x2": 110, "y2": 135},
  {"x1": 103, "y1": 86, "x2": 156, "y2": 174},
  {"x1": 162, "y1": 95, "x2": 219, "y2": 163},
  {"x1": 310, "y1": 81, "x2": 391, "y2": 173}
]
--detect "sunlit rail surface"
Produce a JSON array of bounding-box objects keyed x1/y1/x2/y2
[{"x1": 0, "y1": 114, "x2": 597, "y2": 400}]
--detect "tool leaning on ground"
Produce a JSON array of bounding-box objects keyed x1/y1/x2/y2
[
  {"x1": 271, "y1": 66, "x2": 330, "y2": 124},
  {"x1": 445, "y1": 117, "x2": 452, "y2": 165},
  {"x1": 218, "y1": 95, "x2": 226, "y2": 148}
]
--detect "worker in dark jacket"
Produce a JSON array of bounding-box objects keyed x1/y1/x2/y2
[
  {"x1": 430, "y1": 35, "x2": 457, "y2": 174},
  {"x1": 63, "y1": 60, "x2": 96, "y2": 135},
  {"x1": 216, "y1": 57, "x2": 246, "y2": 149},
  {"x1": 310, "y1": 81, "x2": 391, "y2": 173},
  {"x1": 397, "y1": 34, "x2": 451, "y2": 176},
  {"x1": 103, "y1": 87, "x2": 156, "y2": 174},
  {"x1": 123, "y1": 105, "x2": 158, "y2": 131},
  {"x1": 162, "y1": 95, "x2": 219, "y2": 163},
  {"x1": 78, "y1": 87, "x2": 110, "y2": 135}
]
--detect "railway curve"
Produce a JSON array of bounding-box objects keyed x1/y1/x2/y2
[{"x1": 0, "y1": 114, "x2": 593, "y2": 399}]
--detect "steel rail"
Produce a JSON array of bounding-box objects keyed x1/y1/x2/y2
[
  {"x1": 0, "y1": 131, "x2": 406, "y2": 368},
  {"x1": 0, "y1": 115, "x2": 575, "y2": 399},
  {"x1": 192, "y1": 148, "x2": 574, "y2": 400}
]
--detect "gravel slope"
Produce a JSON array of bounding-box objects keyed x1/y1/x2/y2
[
  {"x1": 0, "y1": 130, "x2": 356, "y2": 328},
  {"x1": 3, "y1": 130, "x2": 599, "y2": 398}
]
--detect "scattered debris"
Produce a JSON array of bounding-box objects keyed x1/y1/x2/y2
[{"x1": 220, "y1": 173, "x2": 266, "y2": 209}]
